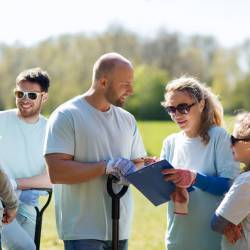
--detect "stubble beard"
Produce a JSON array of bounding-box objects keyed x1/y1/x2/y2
[
  {"x1": 17, "y1": 100, "x2": 42, "y2": 119},
  {"x1": 105, "y1": 85, "x2": 125, "y2": 108}
]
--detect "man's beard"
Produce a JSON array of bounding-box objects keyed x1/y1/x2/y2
[
  {"x1": 18, "y1": 107, "x2": 40, "y2": 118},
  {"x1": 105, "y1": 85, "x2": 125, "y2": 107},
  {"x1": 17, "y1": 100, "x2": 42, "y2": 119},
  {"x1": 112, "y1": 98, "x2": 125, "y2": 107}
]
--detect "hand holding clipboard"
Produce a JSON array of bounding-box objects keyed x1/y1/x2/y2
[{"x1": 126, "y1": 160, "x2": 175, "y2": 206}]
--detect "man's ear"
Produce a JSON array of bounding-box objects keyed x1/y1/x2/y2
[
  {"x1": 42, "y1": 92, "x2": 48, "y2": 103},
  {"x1": 100, "y1": 77, "x2": 108, "y2": 88}
]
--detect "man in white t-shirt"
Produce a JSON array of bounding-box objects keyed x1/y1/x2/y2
[
  {"x1": 0, "y1": 68, "x2": 52, "y2": 250},
  {"x1": 44, "y1": 53, "x2": 147, "y2": 250}
]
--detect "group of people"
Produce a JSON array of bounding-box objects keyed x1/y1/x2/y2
[{"x1": 0, "y1": 52, "x2": 249, "y2": 250}]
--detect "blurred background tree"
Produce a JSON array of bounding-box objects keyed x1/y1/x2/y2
[
  {"x1": 0, "y1": 26, "x2": 249, "y2": 119},
  {"x1": 125, "y1": 65, "x2": 168, "y2": 120}
]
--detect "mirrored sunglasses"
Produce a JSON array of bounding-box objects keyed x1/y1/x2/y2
[
  {"x1": 14, "y1": 90, "x2": 43, "y2": 100},
  {"x1": 165, "y1": 102, "x2": 196, "y2": 115},
  {"x1": 230, "y1": 135, "x2": 250, "y2": 146}
]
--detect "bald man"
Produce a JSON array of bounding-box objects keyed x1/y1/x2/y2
[{"x1": 44, "y1": 53, "x2": 146, "y2": 250}]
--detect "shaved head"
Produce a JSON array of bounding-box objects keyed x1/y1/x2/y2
[{"x1": 92, "y1": 52, "x2": 132, "y2": 85}]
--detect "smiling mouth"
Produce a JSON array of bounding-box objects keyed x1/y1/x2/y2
[
  {"x1": 177, "y1": 120, "x2": 187, "y2": 126},
  {"x1": 20, "y1": 104, "x2": 32, "y2": 109}
]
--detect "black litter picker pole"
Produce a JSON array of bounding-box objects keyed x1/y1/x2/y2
[
  {"x1": 107, "y1": 175, "x2": 128, "y2": 250},
  {"x1": 33, "y1": 188, "x2": 53, "y2": 250}
]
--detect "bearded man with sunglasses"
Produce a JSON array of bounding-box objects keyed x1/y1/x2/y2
[{"x1": 0, "y1": 68, "x2": 51, "y2": 250}]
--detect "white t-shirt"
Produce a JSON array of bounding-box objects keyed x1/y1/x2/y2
[
  {"x1": 44, "y1": 96, "x2": 146, "y2": 241},
  {"x1": 0, "y1": 109, "x2": 47, "y2": 222},
  {"x1": 216, "y1": 171, "x2": 250, "y2": 250},
  {"x1": 160, "y1": 126, "x2": 240, "y2": 250}
]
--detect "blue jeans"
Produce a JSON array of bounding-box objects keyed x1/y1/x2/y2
[
  {"x1": 2, "y1": 213, "x2": 36, "y2": 250},
  {"x1": 64, "y1": 239, "x2": 128, "y2": 250}
]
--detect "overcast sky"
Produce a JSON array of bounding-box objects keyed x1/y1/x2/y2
[{"x1": 0, "y1": 0, "x2": 249, "y2": 47}]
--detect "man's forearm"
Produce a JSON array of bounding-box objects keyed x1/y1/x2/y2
[
  {"x1": 16, "y1": 170, "x2": 52, "y2": 190},
  {"x1": 45, "y1": 153, "x2": 106, "y2": 184}
]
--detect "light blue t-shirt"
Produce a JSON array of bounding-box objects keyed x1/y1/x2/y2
[
  {"x1": 160, "y1": 126, "x2": 240, "y2": 250},
  {"x1": 44, "y1": 96, "x2": 146, "y2": 241},
  {"x1": 0, "y1": 109, "x2": 47, "y2": 222}
]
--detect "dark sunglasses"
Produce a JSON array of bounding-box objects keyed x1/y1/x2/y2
[
  {"x1": 14, "y1": 90, "x2": 43, "y2": 100},
  {"x1": 165, "y1": 102, "x2": 196, "y2": 115},
  {"x1": 230, "y1": 135, "x2": 250, "y2": 146}
]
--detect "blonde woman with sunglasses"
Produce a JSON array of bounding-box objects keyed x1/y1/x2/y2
[
  {"x1": 211, "y1": 112, "x2": 250, "y2": 250},
  {"x1": 160, "y1": 76, "x2": 240, "y2": 250}
]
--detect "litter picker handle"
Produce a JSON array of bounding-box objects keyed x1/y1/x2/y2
[
  {"x1": 107, "y1": 175, "x2": 128, "y2": 200},
  {"x1": 107, "y1": 175, "x2": 128, "y2": 250},
  {"x1": 107, "y1": 175, "x2": 128, "y2": 220},
  {"x1": 33, "y1": 188, "x2": 53, "y2": 250}
]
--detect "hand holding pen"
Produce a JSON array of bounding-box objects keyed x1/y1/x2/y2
[{"x1": 132, "y1": 156, "x2": 158, "y2": 169}]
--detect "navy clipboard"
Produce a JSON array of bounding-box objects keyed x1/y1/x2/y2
[{"x1": 126, "y1": 160, "x2": 175, "y2": 206}]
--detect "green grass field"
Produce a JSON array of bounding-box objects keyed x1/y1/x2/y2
[{"x1": 40, "y1": 118, "x2": 235, "y2": 249}]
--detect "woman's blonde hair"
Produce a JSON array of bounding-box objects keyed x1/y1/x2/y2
[{"x1": 161, "y1": 76, "x2": 224, "y2": 144}]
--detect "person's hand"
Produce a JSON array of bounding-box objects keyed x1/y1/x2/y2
[
  {"x1": 2, "y1": 207, "x2": 17, "y2": 224},
  {"x1": 106, "y1": 158, "x2": 136, "y2": 176},
  {"x1": 115, "y1": 176, "x2": 130, "y2": 186},
  {"x1": 19, "y1": 190, "x2": 47, "y2": 206},
  {"x1": 224, "y1": 222, "x2": 242, "y2": 244},
  {"x1": 132, "y1": 156, "x2": 158, "y2": 169},
  {"x1": 162, "y1": 168, "x2": 196, "y2": 188},
  {"x1": 170, "y1": 187, "x2": 189, "y2": 214},
  {"x1": 143, "y1": 156, "x2": 159, "y2": 166}
]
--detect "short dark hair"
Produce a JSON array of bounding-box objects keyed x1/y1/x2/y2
[{"x1": 16, "y1": 67, "x2": 50, "y2": 92}]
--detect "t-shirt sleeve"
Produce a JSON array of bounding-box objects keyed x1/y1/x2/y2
[
  {"x1": 44, "y1": 110, "x2": 75, "y2": 156},
  {"x1": 160, "y1": 135, "x2": 175, "y2": 161},
  {"x1": 0, "y1": 166, "x2": 18, "y2": 209},
  {"x1": 160, "y1": 138, "x2": 168, "y2": 160},
  {"x1": 216, "y1": 174, "x2": 250, "y2": 225},
  {"x1": 214, "y1": 128, "x2": 240, "y2": 179},
  {"x1": 130, "y1": 118, "x2": 146, "y2": 159}
]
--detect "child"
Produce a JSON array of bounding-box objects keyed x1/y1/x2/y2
[
  {"x1": 160, "y1": 76, "x2": 239, "y2": 250},
  {"x1": 211, "y1": 112, "x2": 250, "y2": 250},
  {"x1": 0, "y1": 167, "x2": 18, "y2": 250}
]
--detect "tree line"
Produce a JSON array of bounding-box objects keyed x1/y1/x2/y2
[{"x1": 0, "y1": 26, "x2": 250, "y2": 120}]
